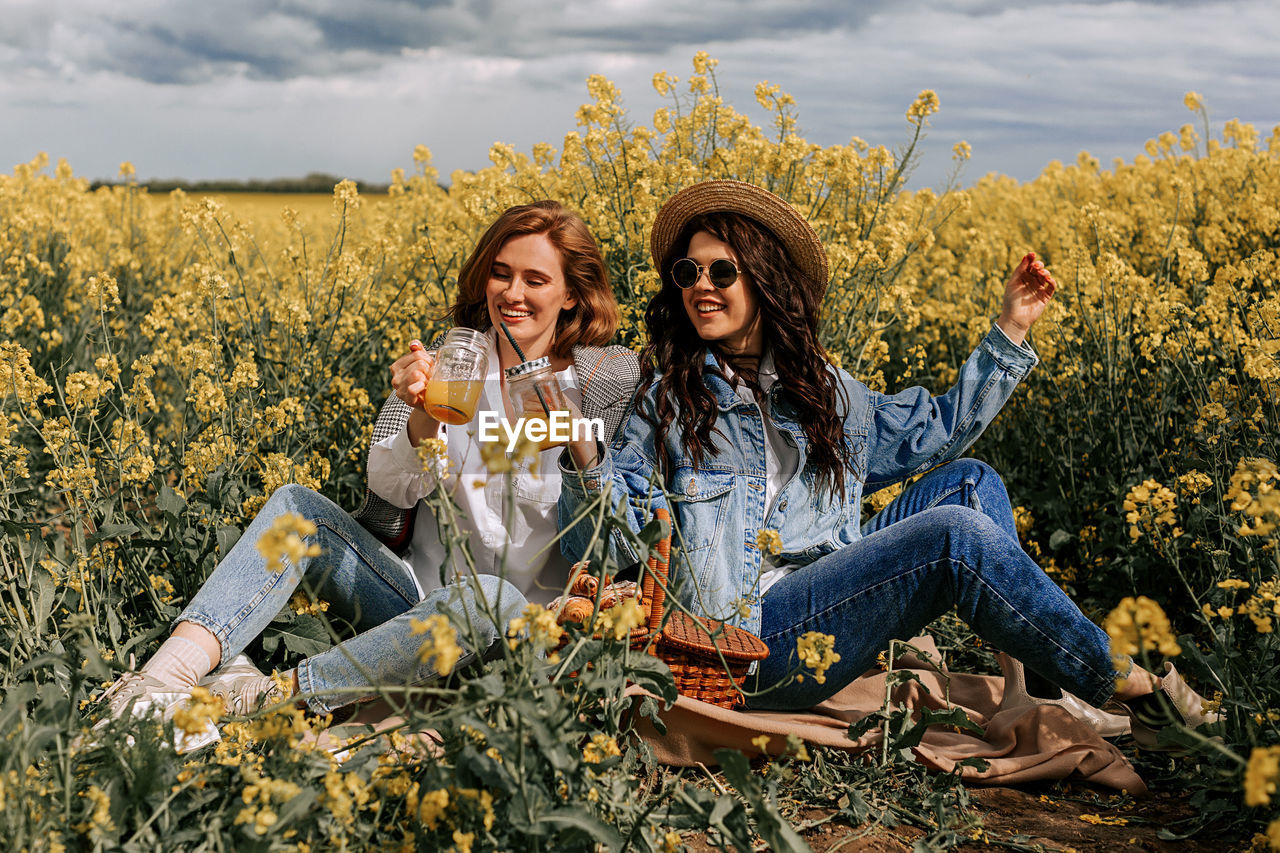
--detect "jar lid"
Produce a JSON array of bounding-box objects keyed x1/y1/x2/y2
[{"x1": 504, "y1": 357, "x2": 552, "y2": 379}]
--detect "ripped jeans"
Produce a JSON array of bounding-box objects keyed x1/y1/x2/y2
[
  {"x1": 747, "y1": 459, "x2": 1117, "y2": 711},
  {"x1": 177, "y1": 484, "x2": 524, "y2": 715}
]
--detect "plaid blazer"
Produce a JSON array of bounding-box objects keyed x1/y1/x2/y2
[{"x1": 351, "y1": 343, "x2": 641, "y2": 553}]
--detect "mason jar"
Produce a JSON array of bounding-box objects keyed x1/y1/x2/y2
[
  {"x1": 421, "y1": 328, "x2": 489, "y2": 425},
  {"x1": 504, "y1": 357, "x2": 571, "y2": 450}
]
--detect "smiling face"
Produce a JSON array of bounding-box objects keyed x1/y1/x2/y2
[
  {"x1": 680, "y1": 230, "x2": 763, "y2": 357},
  {"x1": 485, "y1": 232, "x2": 577, "y2": 364}
]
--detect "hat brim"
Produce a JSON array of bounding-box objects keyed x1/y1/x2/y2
[{"x1": 649, "y1": 180, "x2": 829, "y2": 294}]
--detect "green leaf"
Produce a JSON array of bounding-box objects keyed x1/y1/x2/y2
[
  {"x1": 216, "y1": 524, "x2": 242, "y2": 555},
  {"x1": 624, "y1": 651, "x2": 676, "y2": 704},
  {"x1": 261, "y1": 615, "x2": 332, "y2": 657},
  {"x1": 715, "y1": 748, "x2": 754, "y2": 788},
  {"x1": 31, "y1": 569, "x2": 55, "y2": 629},
  {"x1": 158, "y1": 484, "x2": 186, "y2": 518},
  {"x1": 538, "y1": 806, "x2": 624, "y2": 850},
  {"x1": 1049, "y1": 528, "x2": 1073, "y2": 550},
  {"x1": 638, "y1": 516, "x2": 670, "y2": 547},
  {"x1": 716, "y1": 748, "x2": 811, "y2": 853},
  {"x1": 89, "y1": 522, "x2": 139, "y2": 544},
  {"x1": 894, "y1": 706, "x2": 983, "y2": 751},
  {"x1": 847, "y1": 714, "x2": 879, "y2": 740}
]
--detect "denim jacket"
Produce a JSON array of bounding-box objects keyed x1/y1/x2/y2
[{"x1": 558, "y1": 324, "x2": 1039, "y2": 636}]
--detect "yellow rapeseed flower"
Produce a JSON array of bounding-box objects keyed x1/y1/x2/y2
[
  {"x1": 255, "y1": 513, "x2": 322, "y2": 574},
  {"x1": 593, "y1": 598, "x2": 644, "y2": 641},
  {"x1": 172, "y1": 685, "x2": 224, "y2": 736},
  {"x1": 755, "y1": 528, "x2": 783, "y2": 556},
  {"x1": 416, "y1": 437, "x2": 449, "y2": 480},
  {"x1": 506, "y1": 602, "x2": 564, "y2": 653},
  {"x1": 583, "y1": 733, "x2": 622, "y2": 763},
  {"x1": 796, "y1": 632, "x2": 840, "y2": 685},
  {"x1": 1245, "y1": 746, "x2": 1280, "y2": 807},
  {"x1": 1102, "y1": 596, "x2": 1181, "y2": 673},
  {"x1": 410, "y1": 614, "x2": 462, "y2": 676},
  {"x1": 907, "y1": 90, "x2": 940, "y2": 125}
]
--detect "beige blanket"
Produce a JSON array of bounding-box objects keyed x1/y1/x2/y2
[{"x1": 630, "y1": 637, "x2": 1146, "y2": 794}]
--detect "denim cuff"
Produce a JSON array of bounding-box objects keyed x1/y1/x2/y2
[
  {"x1": 982, "y1": 323, "x2": 1039, "y2": 379},
  {"x1": 557, "y1": 442, "x2": 610, "y2": 495}
]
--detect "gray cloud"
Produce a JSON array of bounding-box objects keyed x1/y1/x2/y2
[
  {"x1": 2, "y1": 0, "x2": 894, "y2": 84},
  {"x1": 0, "y1": 0, "x2": 1241, "y2": 89},
  {"x1": 0, "y1": 0, "x2": 1274, "y2": 191}
]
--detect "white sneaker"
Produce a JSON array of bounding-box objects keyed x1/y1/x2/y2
[
  {"x1": 199, "y1": 654, "x2": 287, "y2": 716},
  {"x1": 83, "y1": 672, "x2": 219, "y2": 754}
]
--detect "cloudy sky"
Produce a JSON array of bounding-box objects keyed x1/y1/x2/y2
[{"x1": 1, "y1": 0, "x2": 1276, "y2": 190}]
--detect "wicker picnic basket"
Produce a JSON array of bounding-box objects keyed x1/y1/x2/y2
[{"x1": 555, "y1": 508, "x2": 769, "y2": 709}]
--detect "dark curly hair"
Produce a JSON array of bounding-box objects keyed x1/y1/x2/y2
[{"x1": 639, "y1": 211, "x2": 852, "y2": 501}]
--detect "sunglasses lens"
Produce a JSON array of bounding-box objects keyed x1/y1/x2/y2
[
  {"x1": 671, "y1": 259, "x2": 699, "y2": 288},
  {"x1": 709, "y1": 259, "x2": 738, "y2": 288}
]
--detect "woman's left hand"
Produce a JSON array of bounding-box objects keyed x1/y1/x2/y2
[
  {"x1": 560, "y1": 395, "x2": 601, "y2": 471},
  {"x1": 996, "y1": 252, "x2": 1057, "y2": 346}
]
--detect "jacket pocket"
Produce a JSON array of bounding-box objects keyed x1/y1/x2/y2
[
  {"x1": 668, "y1": 467, "x2": 735, "y2": 577},
  {"x1": 513, "y1": 453, "x2": 561, "y2": 504}
]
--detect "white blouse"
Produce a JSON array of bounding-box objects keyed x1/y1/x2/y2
[{"x1": 367, "y1": 330, "x2": 580, "y2": 604}]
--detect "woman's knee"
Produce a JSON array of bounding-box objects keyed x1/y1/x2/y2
[
  {"x1": 263, "y1": 483, "x2": 343, "y2": 522},
  {"x1": 924, "y1": 504, "x2": 1012, "y2": 554},
  {"x1": 942, "y1": 458, "x2": 1014, "y2": 523},
  {"x1": 470, "y1": 575, "x2": 527, "y2": 624},
  {"x1": 939, "y1": 458, "x2": 1003, "y2": 494},
  {"x1": 414, "y1": 575, "x2": 526, "y2": 643}
]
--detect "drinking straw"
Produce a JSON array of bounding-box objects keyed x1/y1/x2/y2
[{"x1": 499, "y1": 321, "x2": 552, "y2": 416}]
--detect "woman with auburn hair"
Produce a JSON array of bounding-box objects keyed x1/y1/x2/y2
[
  {"x1": 559, "y1": 181, "x2": 1217, "y2": 746},
  {"x1": 97, "y1": 200, "x2": 639, "y2": 739}
]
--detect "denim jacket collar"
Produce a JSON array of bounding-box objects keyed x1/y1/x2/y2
[
  {"x1": 703, "y1": 349, "x2": 782, "y2": 413},
  {"x1": 701, "y1": 350, "x2": 747, "y2": 412}
]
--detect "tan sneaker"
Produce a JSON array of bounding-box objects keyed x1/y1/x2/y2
[
  {"x1": 82, "y1": 671, "x2": 218, "y2": 754},
  {"x1": 97, "y1": 671, "x2": 190, "y2": 721},
  {"x1": 996, "y1": 652, "x2": 1132, "y2": 738},
  {"x1": 199, "y1": 654, "x2": 287, "y2": 716},
  {"x1": 1109, "y1": 662, "x2": 1222, "y2": 751}
]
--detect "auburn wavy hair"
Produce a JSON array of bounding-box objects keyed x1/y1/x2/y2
[
  {"x1": 451, "y1": 201, "x2": 617, "y2": 357},
  {"x1": 640, "y1": 211, "x2": 852, "y2": 501}
]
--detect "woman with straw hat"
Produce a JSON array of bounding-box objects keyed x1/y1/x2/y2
[{"x1": 558, "y1": 180, "x2": 1217, "y2": 745}]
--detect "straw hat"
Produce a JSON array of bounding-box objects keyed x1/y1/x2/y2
[{"x1": 649, "y1": 179, "x2": 830, "y2": 295}]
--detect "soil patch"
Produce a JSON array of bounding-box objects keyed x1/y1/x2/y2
[{"x1": 683, "y1": 786, "x2": 1242, "y2": 852}]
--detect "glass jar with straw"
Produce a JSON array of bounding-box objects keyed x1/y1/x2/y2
[
  {"x1": 497, "y1": 320, "x2": 570, "y2": 451},
  {"x1": 505, "y1": 357, "x2": 571, "y2": 450}
]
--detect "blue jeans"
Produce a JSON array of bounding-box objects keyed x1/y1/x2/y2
[
  {"x1": 746, "y1": 459, "x2": 1116, "y2": 711},
  {"x1": 178, "y1": 484, "x2": 524, "y2": 715}
]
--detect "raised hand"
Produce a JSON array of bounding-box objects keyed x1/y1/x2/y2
[{"x1": 996, "y1": 252, "x2": 1057, "y2": 346}]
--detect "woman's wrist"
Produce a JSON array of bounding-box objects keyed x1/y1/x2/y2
[
  {"x1": 995, "y1": 314, "x2": 1029, "y2": 347},
  {"x1": 568, "y1": 438, "x2": 601, "y2": 470},
  {"x1": 406, "y1": 407, "x2": 442, "y2": 447}
]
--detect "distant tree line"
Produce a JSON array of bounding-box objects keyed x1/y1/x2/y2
[{"x1": 89, "y1": 172, "x2": 392, "y2": 194}]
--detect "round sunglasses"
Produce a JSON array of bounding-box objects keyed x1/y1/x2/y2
[{"x1": 670, "y1": 257, "x2": 741, "y2": 289}]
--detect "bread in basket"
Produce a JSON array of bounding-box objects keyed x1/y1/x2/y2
[{"x1": 551, "y1": 508, "x2": 768, "y2": 709}]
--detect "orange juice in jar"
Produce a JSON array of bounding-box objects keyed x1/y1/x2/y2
[
  {"x1": 520, "y1": 405, "x2": 570, "y2": 450},
  {"x1": 419, "y1": 328, "x2": 489, "y2": 425},
  {"x1": 422, "y1": 378, "x2": 485, "y2": 425}
]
